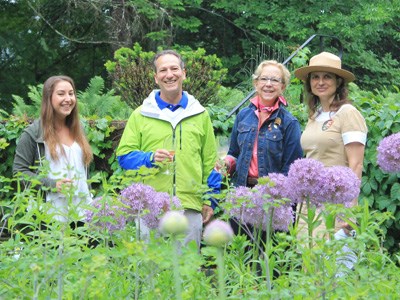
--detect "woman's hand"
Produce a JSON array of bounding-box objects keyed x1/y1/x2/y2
[
  {"x1": 56, "y1": 178, "x2": 73, "y2": 192},
  {"x1": 215, "y1": 157, "x2": 230, "y2": 176}
]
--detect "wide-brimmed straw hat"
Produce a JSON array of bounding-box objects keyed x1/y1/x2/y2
[{"x1": 294, "y1": 51, "x2": 355, "y2": 83}]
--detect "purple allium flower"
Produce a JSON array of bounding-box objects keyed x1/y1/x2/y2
[
  {"x1": 286, "y1": 158, "x2": 326, "y2": 206},
  {"x1": 225, "y1": 175, "x2": 294, "y2": 232},
  {"x1": 377, "y1": 133, "x2": 400, "y2": 173},
  {"x1": 255, "y1": 174, "x2": 294, "y2": 231},
  {"x1": 85, "y1": 196, "x2": 127, "y2": 232},
  {"x1": 203, "y1": 220, "x2": 234, "y2": 247},
  {"x1": 287, "y1": 158, "x2": 360, "y2": 208},
  {"x1": 120, "y1": 183, "x2": 182, "y2": 229},
  {"x1": 258, "y1": 173, "x2": 291, "y2": 203},
  {"x1": 271, "y1": 205, "x2": 294, "y2": 231},
  {"x1": 321, "y1": 166, "x2": 360, "y2": 207},
  {"x1": 225, "y1": 186, "x2": 266, "y2": 227}
]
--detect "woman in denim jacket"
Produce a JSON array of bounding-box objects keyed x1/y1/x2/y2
[
  {"x1": 225, "y1": 60, "x2": 303, "y2": 188},
  {"x1": 223, "y1": 60, "x2": 303, "y2": 252}
]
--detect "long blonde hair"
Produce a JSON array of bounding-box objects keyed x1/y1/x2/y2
[{"x1": 41, "y1": 75, "x2": 93, "y2": 166}]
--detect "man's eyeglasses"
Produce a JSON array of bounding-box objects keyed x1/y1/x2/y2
[{"x1": 257, "y1": 77, "x2": 283, "y2": 86}]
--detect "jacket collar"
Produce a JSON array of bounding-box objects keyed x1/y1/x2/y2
[{"x1": 141, "y1": 90, "x2": 205, "y2": 129}]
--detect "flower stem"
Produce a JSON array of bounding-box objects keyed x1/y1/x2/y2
[
  {"x1": 216, "y1": 247, "x2": 226, "y2": 299},
  {"x1": 306, "y1": 197, "x2": 314, "y2": 249},
  {"x1": 135, "y1": 214, "x2": 140, "y2": 300},
  {"x1": 172, "y1": 238, "x2": 182, "y2": 300},
  {"x1": 264, "y1": 207, "x2": 273, "y2": 291}
]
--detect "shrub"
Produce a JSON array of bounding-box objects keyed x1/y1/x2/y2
[
  {"x1": 351, "y1": 85, "x2": 400, "y2": 252},
  {"x1": 105, "y1": 43, "x2": 228, "y2": 109}
]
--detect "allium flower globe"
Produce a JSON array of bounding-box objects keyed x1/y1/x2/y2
[
  {"x1": 287, "y1": 158, "x2": 360, "y2": 208},
  {"x1": 159, "y1": 211, "x2": 188, "y2": 235},
  {"x1": 120, "y1": 183, "x2": 182, "y2": 229},
  {"x1": 322, "y1": 166, "x2": 360, "y2": 206},
  {"x1": 225, "y1": 174, "x2": 294, "y2": 232},
  {"x1": 85, "y1": 196, "x2": 127, "y2": 232},
  {"x1": 377, "y1": 133, "x2": 400, "y2": 173},
  {"x1": 255, "y1": 173, "x2": 294, "y2": 231},
  {"x1": 286, "y1": 158, "x2": 326, "y2": 206},
  {"x1": 225, "y1": 186, "x2": 265, "y2": 227},
  {"x1": 203, "y1": 220, "x2": 234, "y2": 247}
]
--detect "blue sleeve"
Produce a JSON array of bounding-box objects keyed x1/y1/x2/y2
[
  {"x1": 117, "y1": 151, "x2": 155, "y2": 170},
  {"x1": 206, "y1": 169, "x2": 222, "y2": 209},
  {"x1": 281, "y1": 119, "x2": 303, "y2": 175}
]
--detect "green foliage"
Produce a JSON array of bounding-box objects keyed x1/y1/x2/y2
[
  {"x1": 2, "y1": 0, "x2": 399, "y2": 117},
  {"x1": 350, "y1": 86, "x2": 400, "y2": 252},
  {"x1": 207, "y1": 104, "x2": 235, "y2": 137},
  {"x1": 204, "y1": 0, "x2": 400, "y2": 90},
  {"x1": 177, "y1": 47, "x2": 228, "y2": 106},
  {"x1": 82, "y1": 117, "x2": 121, "y2": 175},
  {"x1": 104, "y1": 44, "x2": 156, "y2": 109},
  {"x1": 1, "y1": 174, "x2": 400, "y2": 298},
  {"x1": 0, "y1": 113, "x2": 29, "y2": 179},
  {"x1": 0, "y1": 0, "x2": 111, "y2": 114},
  {"x1": 12, "y1": 85, "x2": 43, "y2": 118},
  {"x1": 105, "y1": 43, "x2": 228, "y2": 109},
  {"x1": 78, "y1": 76, "x2": 132, "y2": 120},
  {"x1": 215, "y1": 86, "x2": 247, "y2": 112}
]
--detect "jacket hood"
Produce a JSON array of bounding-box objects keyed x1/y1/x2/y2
[
  {"x1": 140, "y1": 90, "x2": 205, "y2": 128},
  {"x1": 24, "y1": 119, "x2": 44, "y2": 143}
]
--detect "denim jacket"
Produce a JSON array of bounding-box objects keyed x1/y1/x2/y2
[{"x1": 228, "y1": 101, "x2": 303, "y2": 187}]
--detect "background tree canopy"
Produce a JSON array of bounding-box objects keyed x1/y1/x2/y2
[{"x1": 1, "y1": 0, "x2": 399, "y2": 112}]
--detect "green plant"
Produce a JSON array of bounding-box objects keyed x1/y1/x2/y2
[
  {"x1": 105, "y1": 43, "x2": 228, "y2": 109},
  {"x1": 78, "y1": 76, "x2": 132, "y2": 120},
  {"x1": 351, "y1": 86, "x2": 400, "y2": 252},
  {"x1": 82, "y1": 117, "x2": 120, "y2": 176},
  {"x1": 0, "y1": 113, "x2": 29, "y2": 179},
  {"x1": 12, "y1": 85, "x2": 43, "y2": 118},
  {"x1": 1, "y1": 170, "x2": 400, "y2": 299}
]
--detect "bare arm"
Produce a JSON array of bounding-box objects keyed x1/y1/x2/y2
[{"x1": 345, "y1": 142, "x2": 365, "y2": 206}]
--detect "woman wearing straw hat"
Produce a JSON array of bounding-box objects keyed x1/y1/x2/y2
[{"x1": 294, "y1": 52, "x2": 368, "y2": 275}]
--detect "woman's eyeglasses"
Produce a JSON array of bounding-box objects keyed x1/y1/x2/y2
[{"x1": 257, "y1": 77, "x2": 283, "y2": 86}]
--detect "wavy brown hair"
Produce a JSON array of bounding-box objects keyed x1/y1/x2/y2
[
  {"x1": 304, "y1": 74, "x2": 351, "y2": 119},
  {"x1": 41, "y1": 75, "x2": 93, "y2": 166}
]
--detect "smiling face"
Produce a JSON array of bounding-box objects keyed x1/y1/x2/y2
[
  {"x1": 254, "y1": 64, "x2": 285, "y2": 105},
  {"x1": 154, "y1": 54, "x2": 186, "y2": 104},
  {"x1": 51, "y1": 80, "x2": 76, "y2": 121},
  {"x1": 309, "y1": 71, "x2": 341, "y2": 106}
]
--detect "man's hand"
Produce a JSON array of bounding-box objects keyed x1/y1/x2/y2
[
  {"x1": 153, "y1": 149, "x2": 173, "y2": 162},
  {"x1": 202, "y1": 205, "x2": 214, "y2": 224}
]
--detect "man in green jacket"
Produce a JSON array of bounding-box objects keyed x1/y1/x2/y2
[{"x1": 116, "y1": 50, "x2": 221, "y2": 248}]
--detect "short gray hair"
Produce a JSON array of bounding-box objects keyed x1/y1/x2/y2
[{"x1": 152, "y1": 50, "x2": 185, "y2": 72}]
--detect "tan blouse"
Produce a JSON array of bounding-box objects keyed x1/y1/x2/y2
[{"x1": 301, "y1": 104, "x2": 367, "y2": 167}]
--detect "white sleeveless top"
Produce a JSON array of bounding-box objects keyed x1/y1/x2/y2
[{"x1": 45, "y1": 142, "x2": 92, "y2": 222}]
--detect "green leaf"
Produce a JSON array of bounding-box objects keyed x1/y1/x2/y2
[{"x1": 390, "y1": 183, "x2": 400, "y2": 201}]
